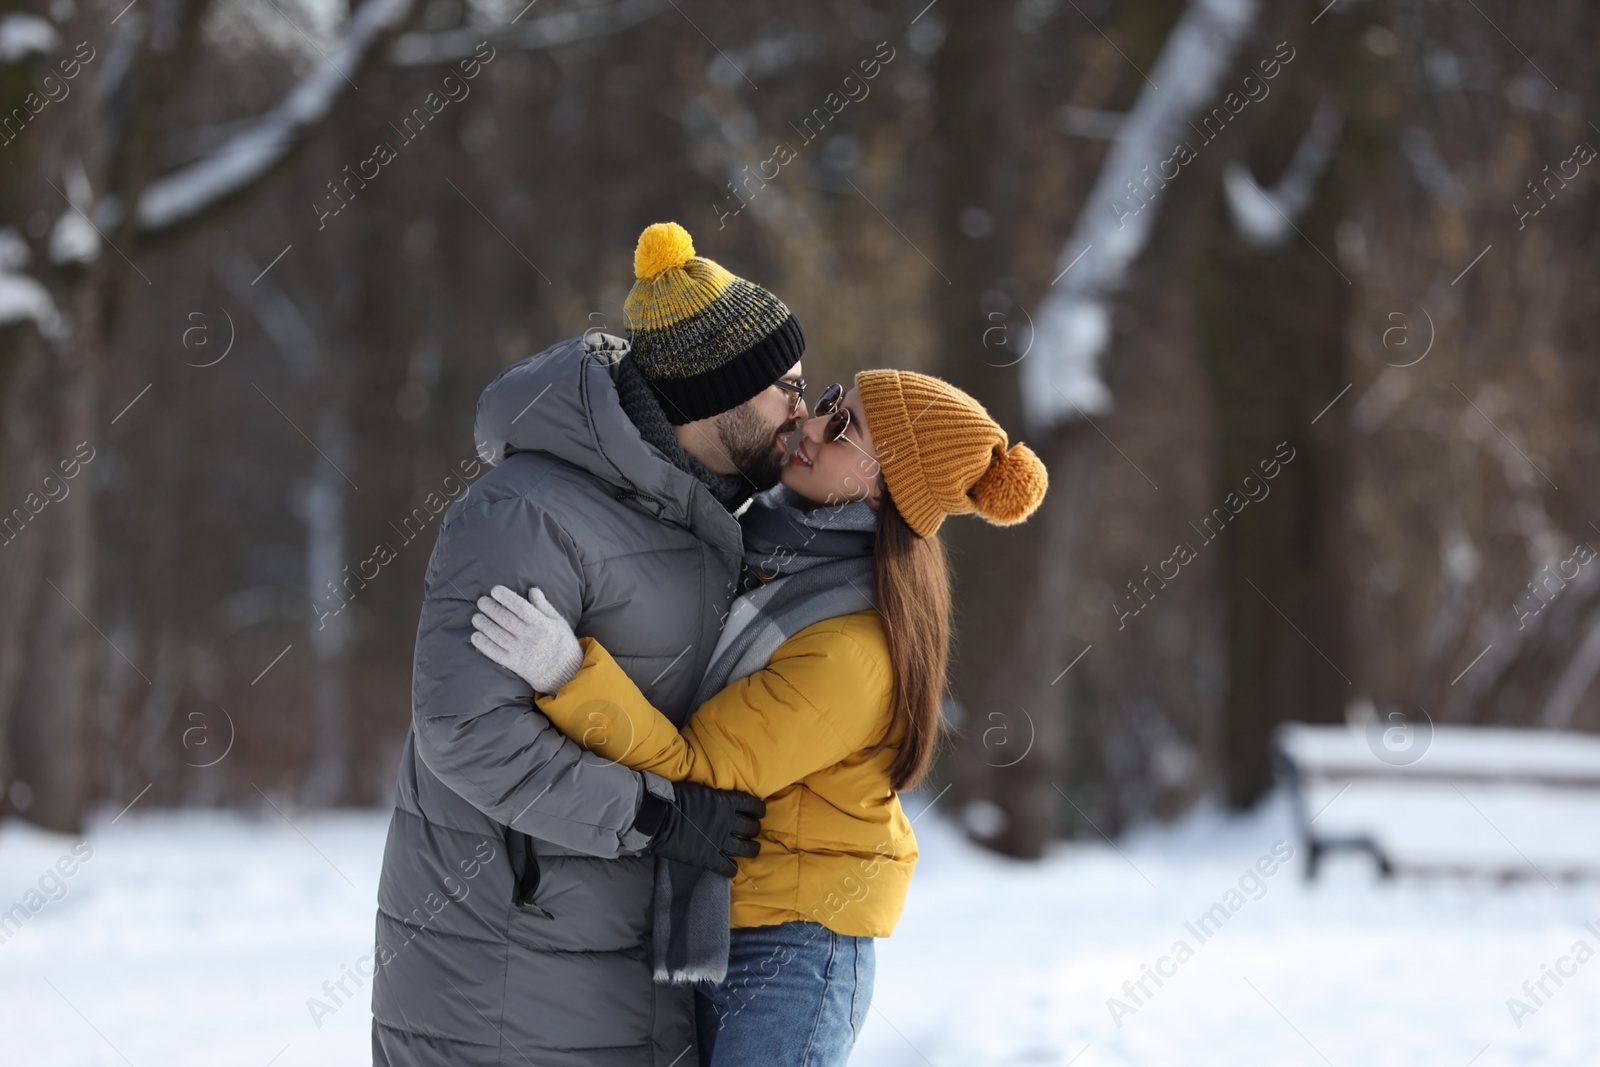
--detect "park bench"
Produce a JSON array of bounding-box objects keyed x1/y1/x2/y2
[{"x1": 1274, "y1": 721, "x2": 1600, "y2": 882}]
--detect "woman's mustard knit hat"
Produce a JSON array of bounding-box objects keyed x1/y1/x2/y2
[
  {"x1": 856, "y1": 369, "x2": 1048, "y2": 538},
  {"x1": 624, "y1": 222, "x2": 805, "y2": 424}
]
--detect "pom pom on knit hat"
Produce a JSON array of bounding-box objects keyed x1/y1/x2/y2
[
  {"x1": 633, "y1": 222, "x2": 697, "y2": 280},
  {"x1": 969, "y1": 442, "x2": 1049, "y2": 525},
  {"x1": 623, "y1": 221, "x2": 806, "y2": 425},
  {"x1": 855, "y1": 369, "x2": 1048, "y2": 538}
]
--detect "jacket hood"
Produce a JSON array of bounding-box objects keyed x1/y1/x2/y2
[{"x1": 474, "y1": 333, "x2": 741, "y2": 554}]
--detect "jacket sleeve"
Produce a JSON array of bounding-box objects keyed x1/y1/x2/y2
[
  {"x1": 411, "y1": 493, "x2": 660, "y2": 858},
  {"x1": 536, "y1": 619, "x2": 894, "y2": 798}
]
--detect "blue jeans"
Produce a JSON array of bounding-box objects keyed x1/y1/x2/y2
[{"x1": 695, "y1": 921, "x2": 875, "y2": 1067}]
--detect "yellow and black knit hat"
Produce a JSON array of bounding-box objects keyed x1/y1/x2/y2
[
  {"x1": 856, "y1": 369, "x2": 1049, "y2": 538},
  {"x1": 624, "y1": 222, "x2": 805, "y2": 425}
]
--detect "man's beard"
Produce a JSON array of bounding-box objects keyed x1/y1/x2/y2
[{"x1": 716, "y1": 404, "x2": 793, "y2": 491}]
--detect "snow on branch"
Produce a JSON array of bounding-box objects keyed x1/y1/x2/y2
[
  {"x1": 115, "y1": 0, "x2": 668, "y2": 233},
  {"x1": 0, "y1": 14, "x2": 61, "y2": 62},
  {"x1": 1020, "y1": 0, "x2": 1259, "y2": 435},
  {"x1": 1223, "y1": 99, "x2": 1343, "y2": 247},
  {"x1": 126, "y1": 0, "x2": 416, "y2": 233},
  {"x1": 389, "y1": 0, "x2": 668, "y2": 66},
  {"x1": 0, "y1": 228, "x2": 64, "y2": 337}
]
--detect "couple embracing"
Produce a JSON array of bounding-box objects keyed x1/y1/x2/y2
[{"x1": 371, "y1": 222, "x2": 1047, "y2": 1066}]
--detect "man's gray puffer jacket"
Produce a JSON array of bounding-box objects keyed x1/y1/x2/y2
[{"x1": 371, "y1": 333, "x2": 744, "y2": 1066}]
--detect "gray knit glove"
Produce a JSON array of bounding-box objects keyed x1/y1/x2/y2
[{"x1": 469, "y1": 585, "x2": 584, "y2": 694}]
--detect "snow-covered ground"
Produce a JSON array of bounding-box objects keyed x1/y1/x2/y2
[{"x1": 2, "y1": 791, "x2": 1597, "y2": 1066}]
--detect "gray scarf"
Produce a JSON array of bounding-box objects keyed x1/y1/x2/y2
[{"x1": 654, "y1": 486, "x2": 878, "y2": 984}]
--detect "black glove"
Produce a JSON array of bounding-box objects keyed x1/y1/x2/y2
[{"x1": 633, "y1": 780, "x2": 765, "y2": 878}]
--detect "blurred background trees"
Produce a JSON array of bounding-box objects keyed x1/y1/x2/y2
[{"x1": 0, "y1": 0, "x2": 1595, "y2": 856}]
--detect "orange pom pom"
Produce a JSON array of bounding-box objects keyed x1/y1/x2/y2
[
  {"x1": 969, "y1": 442, "x2": 1048, "y2": 525},
  {"x1": 634, "y1": 222, "x2": 696, "y2": 280}
]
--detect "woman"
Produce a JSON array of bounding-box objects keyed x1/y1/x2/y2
[{"x1": 470, "y1": 369, "x2": 1048, "y2": 1066}]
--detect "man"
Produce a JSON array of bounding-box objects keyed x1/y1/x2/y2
[{"x1": 372, "y1": 222, "x2": 808, "y2": 1066}]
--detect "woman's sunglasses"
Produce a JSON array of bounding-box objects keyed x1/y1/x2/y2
[{"x1": 813, "y1": 383, "x2": 852, "y2": 442}]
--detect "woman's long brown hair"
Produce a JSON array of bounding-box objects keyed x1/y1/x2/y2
[{"x1": 872, "y1": 487, "x2": 951, "y2": 791}]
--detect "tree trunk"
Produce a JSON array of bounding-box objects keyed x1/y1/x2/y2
[
  {"x1": 1190, "y1": 10, "x2": 1367, "y2": 808},
  {"x1": 928, "y1": 0, "x2": 1071, "y2": 858}
]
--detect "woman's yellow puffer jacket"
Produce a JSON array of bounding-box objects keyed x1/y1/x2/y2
[{"x1": 536, "y1": 608, "x2": 916, "y2": 938}]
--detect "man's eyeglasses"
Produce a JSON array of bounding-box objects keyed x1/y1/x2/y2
[{"x1": 772, "y1": 377, "x2": 808, "y2": 416}]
